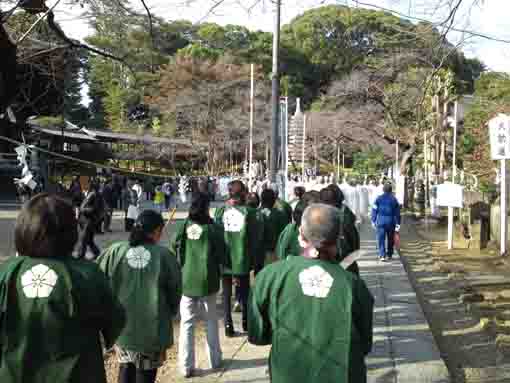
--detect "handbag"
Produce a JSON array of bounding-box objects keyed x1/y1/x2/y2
[{"x1": 394, "y1": 231, "x2": 401, "y2": 251}]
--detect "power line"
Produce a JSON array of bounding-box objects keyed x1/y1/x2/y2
[{"x1": 353, "y1": 1, "x2": 510, "y2": 44}]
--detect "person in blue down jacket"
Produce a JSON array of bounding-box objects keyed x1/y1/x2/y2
[{"x1": 371, "y1": 183, "x2": 401, "y2": 262}]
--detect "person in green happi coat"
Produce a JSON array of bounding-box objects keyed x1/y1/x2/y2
[
  {"x1": 214, "y1": 180, "x2": 256, "y2": 337},
  {"x1": 169, "y1": 192, "x2": 226, "y2": 378},
  {"x1": 248, "y1": 204, "x2": 374, "y2": 383},
  {"x1": 275, "y1": 202, "x2": 303, "y2": 260},
  {"x1": 320, "y1": 185, "x2": 361, "y2": 275},
  {"x1": 246, "y1": 192, "x2": 267, "y2": 275},
  {"x1": 97, "y1": 210, "x2": 181, "y2": 383},
  {"x1": 273, "y1": 188, "x2": 292, "y2": 224},
  {"x1": 0, "y1": 193, "x2": 125, "y2": 383},
  {"x1": 276, "y1": 191, "x2": 321, "y2": 260},
  {"x1": 260, "y1": 189, "x2": 289, "y2": 263}
]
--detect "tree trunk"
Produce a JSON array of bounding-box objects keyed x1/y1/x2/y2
[{"x1": 399, "y1": 144, "x2": 416, "y2": 175}]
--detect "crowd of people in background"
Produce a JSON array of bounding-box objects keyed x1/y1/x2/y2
[{"x1": 0, "y1": 174, "x2": 396, "y2": 383}]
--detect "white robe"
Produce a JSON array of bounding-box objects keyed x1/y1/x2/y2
[
  {"x1": 342, "y1": 183, "x2": 360, "y2": 222},
  {"x1": 358, "y1": 185, "x2": 369, "y2": 217}
]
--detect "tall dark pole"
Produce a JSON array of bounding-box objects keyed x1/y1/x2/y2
[{"x1": 269, "y1": 0, "x2": 281, "y2": 182}]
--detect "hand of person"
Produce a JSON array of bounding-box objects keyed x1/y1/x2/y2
[
  {"x1": 233, "y1": 277, "x2": 241, "y2": 287},
  {"x1": 395, "y1": 225, "x2": 401, "y2": 232},
  {"x1": 371, "y1": 222, "x2": 376, "y2": 229}
]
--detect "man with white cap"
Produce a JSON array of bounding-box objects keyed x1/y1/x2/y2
[{"x1": 248, "y1": 204, "x2": 374, "y2": 383}]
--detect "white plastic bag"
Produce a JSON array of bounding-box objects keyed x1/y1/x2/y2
[{"x1": 127, "y1": 205, "x2": 139, "y2": 220}]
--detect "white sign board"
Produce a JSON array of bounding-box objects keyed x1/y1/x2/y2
[
  {"x1": 436, "y1": 182, "x2": 463, "y2": 208},
  {"x1": 489, "y1": 114, "x2": 510, "y2": 160}
]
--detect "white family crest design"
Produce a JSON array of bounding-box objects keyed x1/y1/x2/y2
[
  {"x1": 299, "y1": 266, "x2": 334, "y2": 298},
  {"x1": 223, "y1": 208, "x2": 245, "y2": 232},
  {"x1": 186, "y1": 224, "x2": 203, "y2": 240},
  {"x1": 21, "y1": 264, "x2": 58, "y2": 298},
  {"x1": 261, "y1": 208, "x2": 271, "y2": 218},
  {"x1": 126, "y1": 247, "x2": 151, "y2": 269}
]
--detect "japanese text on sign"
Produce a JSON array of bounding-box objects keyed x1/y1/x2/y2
[{"x1": 489, "y1": 114, "x2": 510, "y2": 160}]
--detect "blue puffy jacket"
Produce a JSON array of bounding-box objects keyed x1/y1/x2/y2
[{"x1": 371, "y1": 192, "x2": 401, "y2": 227}]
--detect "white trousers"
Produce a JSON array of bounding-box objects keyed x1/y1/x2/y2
[{"x1": 178, "y1": 294, "x2": 222, "y2": 375}]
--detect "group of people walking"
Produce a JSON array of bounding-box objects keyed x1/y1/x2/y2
[{"x1": 0, "y1": 177, "x2": 401, "y2": 383}]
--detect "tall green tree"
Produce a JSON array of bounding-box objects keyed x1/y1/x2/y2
[{"x1": 461, "y1": 72, "x2": 510, "y2": 186}]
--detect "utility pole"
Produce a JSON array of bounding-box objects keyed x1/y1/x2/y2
[
  {"x1": 337, "y1": 141, "x2": 340, "y2": 181},
  {"x1": 395, "y1": 139, "x2": 399, "y2": 180},
  {"x1": 447, "y1": 101, "x2": 458, "y2": 250},
  {"x1": 302, "y1": 114, "x2": 306, "y2": 180},
  {"x1": 280, "y1": 97, "x2": 288, "y2": 199},
  {"x1": 249, "y1": 63, "x2": 254, "y2": 189},
  {"x1": 424, "y1": 130, "x2": 429, "y2": 213},
  {"x1": 269, "y1": 0, "x2": 281, "y2": 183}
]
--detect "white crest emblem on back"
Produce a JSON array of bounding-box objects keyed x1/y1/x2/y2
[
  {"x1": 187, "y1": 224, "x2": 203, "y2": 240},
  {"x1": 223, "y1": 208, "x2": 245, "y2": 232},
  {"x1": 126, "y1": 247, "x2": 151, "y2": 269},
  {"x1": 261, "y1": 208, "x2": 271, "y2": 217},
  {"x1": 21, "y1": 264, "x2": 58, "y2": 298},
  {"x1": 299, "y1": 266, "x2": 334, "y2": 298}
]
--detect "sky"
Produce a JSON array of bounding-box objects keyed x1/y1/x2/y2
[{"x1": 51, "y1": 0, "x2": 510, "y2": 103}]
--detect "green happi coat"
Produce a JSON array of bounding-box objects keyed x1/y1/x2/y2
[
  {"x1": 260, "y1": 207, "x2": 289, "y2": 252},
  {"x1": 338, "y1": 205, "x2": 360, "y2": 261},
  {"x1": 97, "y1": 242, "x2": 181, "y2": 354},
  {"x1": 275, "y1": 198, "x2": 292, "y2": 224},
  {"x1": 0, "y1": 256, "x2": 125, "y2": 383},
  {"x1": 169, "y1": 220, "x2": 227, "y2": 297},
  {"x1": 249, "y1": 208, "x2": 267, "y2": 269},
  {"x1": 214, "y1": 205, "x2": 255, "y2": 275},
  {"x1": 275, "y1": 223, "x2": 301, "y2": 260},
  {"x1": 248, "y1": 256, "x2": 374, "y2": 383}
]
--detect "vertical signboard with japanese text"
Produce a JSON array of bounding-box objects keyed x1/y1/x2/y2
[
  {"x1": 488, "y1": 114, "x2": 510, "y2": 256},
  {"x1": 489, "y1": 114, "x2": 510, "y2": 160}
]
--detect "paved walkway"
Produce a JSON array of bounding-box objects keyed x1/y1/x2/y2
[
  {"x1": 160, "y1": 222, "x2": 450, "y2": 383},
  {"x1": 360, "y1": 223, "x2": 450, "y2": 383}
]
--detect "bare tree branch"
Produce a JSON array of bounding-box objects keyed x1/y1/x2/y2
[
  {"x1": 353, "y1": 1, "x2": 510, "y2": 44},
  {"x1": 138, "y1": 0, "x2": 155, "y2": 72},
  {"x1": 45, "y1": 10, "x2": 138, "y2": 81}
]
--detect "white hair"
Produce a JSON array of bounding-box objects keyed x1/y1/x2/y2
[{"x1": 301, "y1": 203, "x2": 340, "y2": 249}]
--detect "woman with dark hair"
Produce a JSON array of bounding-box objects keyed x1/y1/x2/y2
[
  {"x1": 290, "y1": 185, "x2": 306, "y2": 210},
  {"x1": 170, "y1": 192, "x2": 226, "y2": 378},
  {"x1": 97, "y1": 210, "x2": 182, "y2": 383},
  {"x1": 0, "y1": 193, "x2": 125, "y2": 383}
]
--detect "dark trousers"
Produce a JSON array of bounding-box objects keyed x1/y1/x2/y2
[
  {"x1": 223, "y1": 275, "x2": 250, "y2": 329},
  {"x1": 125, "y1": 217, "x2": 134, "y2": 232},
  {"x1": 78, "y1": 222, "x2": 101, "y2": 260},
  {"x1": 377, "y1": 224, "x2": 395, "y2": 258},
  {"x1": 103, "y1": 207, "x2": 113, "y2": 231},
  {"x1": 118, "y1": 363, "x2": 157, "y2": 383},
  {"x1": 95, "y1": 216, "x2": 104, "y2": 234},
  {"x1": 164, "y1": 195, "x2": 171, "y2": 210}
]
